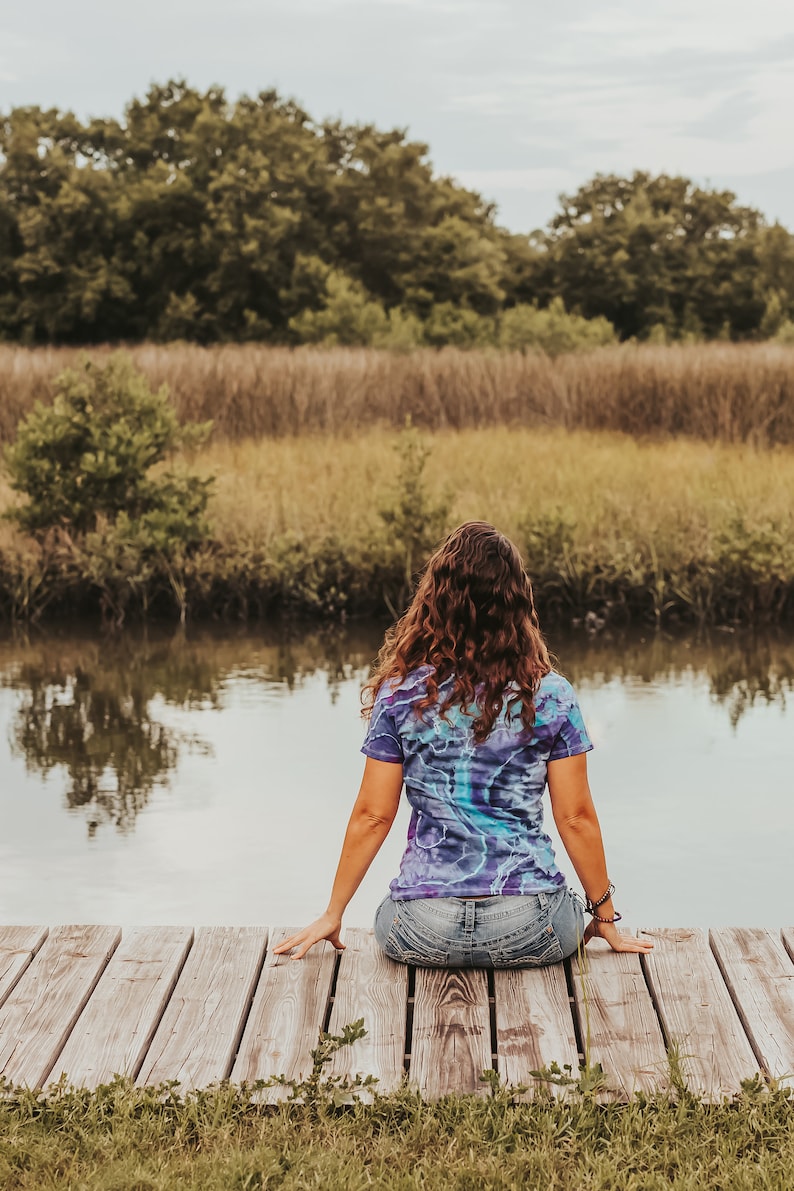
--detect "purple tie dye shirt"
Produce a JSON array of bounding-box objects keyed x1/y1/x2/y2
[{"x1": 361, "y1": 667, "x2": 593, "y2": 899}]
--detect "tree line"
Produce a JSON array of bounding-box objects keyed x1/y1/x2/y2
[{"x1": 2, "y1": 80, "x2": 794, "y2": 347}]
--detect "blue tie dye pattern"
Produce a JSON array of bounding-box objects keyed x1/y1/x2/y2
[{"x1": 361, "y1": 667, "x2": 593, "y2": 899}]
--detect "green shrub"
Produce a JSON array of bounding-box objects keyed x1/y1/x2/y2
[
  {"x1": 499, "y1": 298, "x2": 617, "y2": 355},
  {"x1": 289, "y1": 271, "x2": 390, "y2": 346},
  {"x1": 773, "y1": 319, "x2": 794, "y2": 345},
  {"x1": 422, "y1": 302, "x2": 496, "y2": 348},
  {"x1": 380, "y1": 423, "x2": 452, "y2": 596},
  {"x1": 4, "y1": 353, "x2": 211, "y2": 535},
  {"x1": 3, "y1": 353, "x2": 213, "y2": 623}
]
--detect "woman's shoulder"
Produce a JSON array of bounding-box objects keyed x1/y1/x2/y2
[
  {"x1": 374, "y1": 664, "x2": 434, "y2": 706},
  {"x1": 535, "y1": 670, "x2": 578, "y2": 708}
]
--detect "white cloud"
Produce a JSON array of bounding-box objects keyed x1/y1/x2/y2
[
  {"x1": 1, "y1": 1, "x2": 793, "y2": 229},
  {"x1": 452, "y1": 166, "x2": 577, "y2": 193}
]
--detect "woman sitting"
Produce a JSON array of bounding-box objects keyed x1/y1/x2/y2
[{"x1": 274, "y1": 522, "x2": 652, "y2": 966}]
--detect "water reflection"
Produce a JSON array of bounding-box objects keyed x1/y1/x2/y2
[
  {"x1": 552, "y1": 630, "x2": 794, "y2": 729},
  {"x1": 1, "y1": 635, "x2": 227, "y2": 834},
  {"x1": 1, "y1": 624, "x2": 792, "y2": 837}
]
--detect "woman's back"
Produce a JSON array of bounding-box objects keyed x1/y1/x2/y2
[{"x1": 363, "y1": 667, "x2": 592, "y2": 899}]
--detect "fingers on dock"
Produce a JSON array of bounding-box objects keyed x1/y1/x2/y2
[{"x1": 0, "y1": 923, "x2": 792, "y2": 1101}]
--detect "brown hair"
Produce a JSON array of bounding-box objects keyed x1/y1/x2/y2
[{"x1": 363, "y1": 521, "x2": 551, "y2": 742}]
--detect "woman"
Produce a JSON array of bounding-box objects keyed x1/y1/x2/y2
[{"x1": 274, "y1": 522, "x2": 652, "y2": 966}]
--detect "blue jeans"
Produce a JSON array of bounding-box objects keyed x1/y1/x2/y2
[{"x1": 374, "y1": 887, "x2": 584, "y2": 969}]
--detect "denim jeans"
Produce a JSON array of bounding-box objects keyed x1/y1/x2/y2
[{"x1": 374, "y1": 886, "x2": 584, "y2": 969}]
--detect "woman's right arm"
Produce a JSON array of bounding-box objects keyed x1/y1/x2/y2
[{"x1": 547, "y1": 753, "x2": 653, "y2": 953}]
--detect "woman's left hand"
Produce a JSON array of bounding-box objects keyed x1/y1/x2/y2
[{"x1": 271, "y1": 913, "x2": 345, "y2": 960}]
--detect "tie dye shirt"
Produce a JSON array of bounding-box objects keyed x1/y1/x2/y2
[{"x1": 361, "y1": 667, "x2": 592, "y2": 899}]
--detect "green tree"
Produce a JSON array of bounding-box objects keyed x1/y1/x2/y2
[
  {"x1": 528, "y1": 172, "x2": 774, "y2": 340},
  {"x1": 0, "y1": 82, "x2": 517, "y2": 345}
]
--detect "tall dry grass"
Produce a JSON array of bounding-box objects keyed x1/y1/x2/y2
[
  {"x1": 199, "y1": 427, "x2": 794, "y2": 553},
  {"x1": 2, "y1": 342, "x2": 794, "y2": 444}
]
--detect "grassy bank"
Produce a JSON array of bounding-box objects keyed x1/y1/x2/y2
[
  {"x1": 3, "y1": 341, "x2": 794, "y2": 444},
  {"x1": 1, "y1": 1080, "x2": 792, "y2": 1190},
  {"x1": 1, "y1": 427, "x2": 793, "y2": 626}
]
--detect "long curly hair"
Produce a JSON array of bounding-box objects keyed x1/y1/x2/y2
[{"x1": 363, "y1": 522, "x2": 551, "y2": 742}]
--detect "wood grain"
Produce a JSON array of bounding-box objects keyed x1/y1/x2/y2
[
  {"x1": 52, "y1": 926, "x2": 193, "y2": 1088},
  {"x1": 410, "y1": 968, "x2": 491, "y2": 1100},
  {"x1": 641, "y1": 928, "x2": 758, "y2": 1099},
  {"x1": 494, "y1": 962, "x2": 579, "y2": 1098},
  {"x1": 231, "y1": 927, "x2": 338, "y2": 1100},
  {"x1": 327, "y1": 928, "x2": 408, "y2": 1095},
  {"x1": 782, "y1": 928, "x2": 794, "y2": 964},
  {"x1": 0, "y1": 927, "x2": 48, "y2": 1010},
  {"x1": 137, "y1": 926, "x2": 267, "y2": 1089},
  {"x1": 0, "y1": 925, "x2": 121, "y2": 1089},
  {"x1": 571, "y1": 938, "x2": 668, "y2": 1101},
  {"x1": 710, "y1": 927, "x2": 794, "y2": 1089}
]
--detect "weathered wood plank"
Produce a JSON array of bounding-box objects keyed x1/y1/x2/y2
[
  {"x1": 327, "y1": 928, "x2": 408, "y2": 1095},
  {"x1": 782, "y1": 928, "x2": 794, "y2": 964},
  {"x1": 494, "y1": 962, "x2": 579, "y2": 1098},
  {"x1": 137, "y1": 927, "x2": 267, "y2": 1089},
  {"x1": 231, "y1": 927, "x2": 338, "y2": 1100},
  {"x1": 710, "y1": 928, "x2": 794, "y2": 1089},
  {"x1": 0, "y1": 927, "x2": 48, "y2": 1010},
  {"x1": 410, "y1": 968, "x2": 491, "y2": 1100},
  {"x1": 571, "y1": 938, "x2": 668, "y2": 1100},
  {"x1": 0, "y1": 925, "x2": 121, "y2": 1089},
  {"x1": 641, "y1": 928, "x2": 758, "y2": 1099},
  {"x1": 52, "y1": 927, "x2": 193, "y2": 1088}
]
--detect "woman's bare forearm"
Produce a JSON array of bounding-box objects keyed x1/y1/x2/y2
[
  {"x1": 325, "y1": 810, "x2": 394, "y2": 919},
  {"x1": 556, "y1": 813, "x2": 616, "y2": 920}
]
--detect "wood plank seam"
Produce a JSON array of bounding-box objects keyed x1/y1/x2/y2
[
  {"x1": 226, "y1": 933, "x2": 272, "y2": 1079},
  {"x1": 0, "y1": 927, "x2": 49, "y2": 1011},
  {"x1": 710, "y1": 928, "x2": 794, "y2": 1089},
  {"x1": 641, "y1": 929, "x2": 759, "y2": 1100},
  {"x1": 51, "y1": 926, "x2": 195, "y2": 1088}
]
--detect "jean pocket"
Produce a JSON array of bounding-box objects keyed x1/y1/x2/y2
[
  {"x1": 490, "y1": 921, "x2": 564, "y2": 968},
  {"x1": 385, "y1": 908, "x2": 449, "y2": 967}
]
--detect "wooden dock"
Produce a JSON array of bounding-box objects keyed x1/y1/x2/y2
[{"x1": 1, "y1": 925, "x2": 793, "y2": 1101}]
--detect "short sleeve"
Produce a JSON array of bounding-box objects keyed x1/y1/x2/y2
[
  {"x1": 361, "y1": 687, "x2": 404, "y2": 764},
  {"x1": 548, "y1": 687, "x2": 593, "y2": 761}
]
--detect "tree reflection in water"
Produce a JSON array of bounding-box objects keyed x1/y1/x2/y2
[
  {"x1": 1, "y1": 623, "x2": 792, "y2": 836},
  {"x1": 3, "y1": 634, "x2": 226, "y2": 836},
  {"x1": 0, "y1": 625, "x2": 379, "y2": 836},
  {"x1": 554, "y1": 628, "x2": 794, "y2": 730}
]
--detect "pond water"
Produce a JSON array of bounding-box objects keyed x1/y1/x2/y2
[{"x1": 0, "y1": 624, "x2": 791, "y2": 930}]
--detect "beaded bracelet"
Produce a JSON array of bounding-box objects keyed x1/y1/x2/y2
[
  {"x1": 590, "y1": 910, "x2": 623, "y2": 924},
  {"x1": 584, "y1": 881, "x2": 615, "y2": 915}
]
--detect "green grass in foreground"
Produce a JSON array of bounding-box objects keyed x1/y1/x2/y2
[{"x1": 1, "y1": 1079, "x2": 793, "y2": 1191}]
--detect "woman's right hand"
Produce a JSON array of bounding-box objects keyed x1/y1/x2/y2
[{"x1": 584, "y1": 919, "x2": 654, "y2": 952}]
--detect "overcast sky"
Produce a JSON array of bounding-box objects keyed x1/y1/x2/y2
[{"x1": 2, "y1": 0, "x2": 793, "y2": 233}]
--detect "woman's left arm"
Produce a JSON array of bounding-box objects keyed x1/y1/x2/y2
[{"x1": 272, "y1": 757, "x2": 403, "y2": 960}]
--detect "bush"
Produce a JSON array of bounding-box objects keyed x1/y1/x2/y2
[
  {"x1": 499, "y1": 298, "x2": 617, "y2": 355},
  {"x1": 289, "y1": 271, "x2": 390, "y2": 346},
  {"x1": 5, "y1": 353, "x2": 211, "y2": 535},
  {"x1": 4, "y1": 353, "x2": 213, "y2": 622}
]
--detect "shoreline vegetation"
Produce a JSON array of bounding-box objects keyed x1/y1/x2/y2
[
  {"x1": 1, "y1": 346, "x2": 794, "y2": 626},
  {"x1": 1, "y1": 1077, "x2": 793, "y2": 1191}
]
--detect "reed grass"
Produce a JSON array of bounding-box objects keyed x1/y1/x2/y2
[{"x1": 3, "y1": 342, "x2": 794, "y2": 444}]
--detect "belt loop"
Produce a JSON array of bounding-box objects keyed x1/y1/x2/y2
[
  {"x1": 538, "y1": 892, "x2": 548, "y2": 910},
  {"x1": 464, "y1": 900, "x2": 476, "y2": 931}
]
